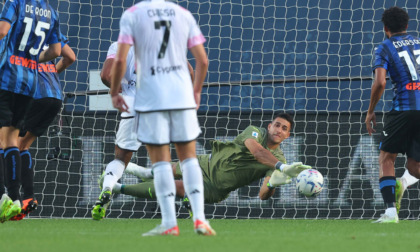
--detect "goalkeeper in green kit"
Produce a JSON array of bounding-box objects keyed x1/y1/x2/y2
[{"x1": 99, "y1": 113, "x2": 311, "y2": 210}]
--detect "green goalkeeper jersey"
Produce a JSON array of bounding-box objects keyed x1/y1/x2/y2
[{"x1": 199, "y1": 125, "x2": 287, "y2": 195}]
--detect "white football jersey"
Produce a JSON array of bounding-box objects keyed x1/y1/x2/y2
[
  {"x1": 106, "y1": 42, "x2": 137, "y2": 98},
  {"x1": 118, "y1": 0, "x2": 206, "y2": 112}
]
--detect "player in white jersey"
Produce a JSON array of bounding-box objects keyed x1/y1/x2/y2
[
  {"x1": 91, "y1": 42, "x2": 143, "y2": 220},
  {"x1": 111, "y1": 0, "x2": 215, "y2": 236}
]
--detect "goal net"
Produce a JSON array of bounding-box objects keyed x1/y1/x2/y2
[{"x1": 19, "y1": 0, "x2": 420, "y2": 219}]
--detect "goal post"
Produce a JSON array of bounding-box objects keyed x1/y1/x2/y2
[{"x1": 18, "y1": 0, "x2": 420, "y2": 219}]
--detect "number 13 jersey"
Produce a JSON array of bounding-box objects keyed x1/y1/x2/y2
[
  {"x1": 118, "y1": 0, "x2": 206, "y2": 112},
  {"x1": 373, "y1": 33, "x2": 420, "y2": 111}
]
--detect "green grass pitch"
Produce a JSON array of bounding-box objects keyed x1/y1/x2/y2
[{"x1": 1, "y1": 219, "x2": 419, "y2": 252}]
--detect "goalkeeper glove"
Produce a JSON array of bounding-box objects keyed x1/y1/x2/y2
[
  {"x1": 267, "y1": 170, "x2": 292, "y2": 189},
  {"x1": 275, "y1": 161, "x2": 311, "y2": 177}
]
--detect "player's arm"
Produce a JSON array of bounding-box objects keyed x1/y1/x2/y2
[
  {"x1": 55, "y1": 44, "x2": 76, "y2": 74},
  {"x1": 110, "y1": 43, "x2": 130, "y2": 112},
  {"x1": 189, "y1": 44, "x2": 208, "y2": 110},
  {"x1": 39, "y1": 43, "x2": 61, "y2": 63},
  {"x1": 188, "y1": 61, "x2": 194, "y2": 82},
  {"x1": 245, "y1": 138, "x2": 281, "y2": 167},
  {"x1": 100, "y1": 57, "x2": 114, "y2": 88},
  {"x1": 259, "y1": 176, "x2": 276, "y2": 200},
  {"x1": 0, "y1": 21, "x2": 11, "y2": 39},
  {"x1": 365, "y1": 67, "x2": 387, "y2": 135},
  {"x1": 245, "y1": 138, "x2": 310, "y2": 177}
]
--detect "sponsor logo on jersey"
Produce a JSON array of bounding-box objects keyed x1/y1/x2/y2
[
  {"x1": 150, "y1": 65, "x2": 182, "y2": 75},
  {"x1": 9, "y1": 55, "x2": 37, "y2": 70},
  {"x1": 38, "y1": 63, "x2": 57, "y2": 73},
  {"x1": 252, "y1": 131, "x2": 258, "y2": 138},
  {"x1": 405, "y1": 82, "x2": 420, "y2": 90}
]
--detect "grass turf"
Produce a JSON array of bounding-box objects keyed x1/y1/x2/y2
[{"x1": 1, "y1": 219, "x2": 419, "y2": 252}]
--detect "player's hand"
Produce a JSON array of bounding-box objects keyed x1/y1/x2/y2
[
  {"x1": 194, "y1": 91, "x2": 201, "y2": 110},
  {"x1": 282, "y1": 162, "x2": 312, "y2": 177},
  {"x1": 267, "y1": 170, "x2": 292, "y2": 188},
  {"x1": 365, "y1": 111, "x2": 376, "y2": 136},
  {"x1": 111, "y1": 94, "x2": 129, "y2": 113}
]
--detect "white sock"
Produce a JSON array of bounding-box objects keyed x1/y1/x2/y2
[
  {"x1": 401, "y1": 170, "x2": 419, "y2": 191},
  {"x1": 113, "y1": 183, "x2": 122, "y2": 194},
  {"x1": 181, "y1": 158, "x2": 205, "y2": 222},
  {"x1": 102, "y1": 159, "x2": 125, "y2": 193},
  {"x1": 385, "y1": 207, "x2": 397, "y2": 217},
  {"x1": 125, "y1": 162, "x2": 153, "y2": 179},
  {"x1": 153, "y1": 161, "x2": 177, "y2": 228}
]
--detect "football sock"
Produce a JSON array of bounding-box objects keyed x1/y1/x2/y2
[
  {"x1": 401, "y1": 170, "x2": 418, "y2": 191},
  {"x1": 20, "y1": 150, "x2": 34, "y2": 199},
  {"x1": 4, "y1": 147, "x2": 21, "y2": 201},
  {"x1": 0, "y1": 149, "x2": 5, "y2": 196},
  {"x1": 181, "y1": 158, "x2": 205, "y2": 221},
  {"x1": 379, "y1": 176, "x2": 396, "y2": 209},
  {"x1": 102, "y1": 159, "x2": 125, "y2": 193},
  {"x1": 385, "y1": 207, "x2": 397, "y2": 217},
  {"x1": 113, "y1": 183, "x2": 122, "y2": 194},
  {"x1": 125, "y1": 162, "x2": 153, "y2": 179},
  {"x1": 153, "y1": 161, "x2": 177, "y2": 228},
  {"x1": 119, "y1": 182, "x2": 156, "y2": 199}
]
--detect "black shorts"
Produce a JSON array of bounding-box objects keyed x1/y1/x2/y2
[
  {"x1": 0, "y1": 90, "x2": 33, "y2": 128},
  {"x1": 380, "y1": 110, "x2": 420, "y2": 161},
  {"x1": 19, "y1": 98, "x2": 62, "y2": 137}
]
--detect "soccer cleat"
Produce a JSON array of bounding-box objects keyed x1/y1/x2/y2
[
  {"x1": 0, "y1": 194, "x2": 14, "y2": 223},
  {"x1": 372, "y1": 213, "x2": 399, "y2": 223},
  {"x1": 194, "y1": 219, "x2": 216, "y2": 236},
  {"x1": 91, "y1": 190, "x2": 112, "y2": 221},
  {"x1": 9, "y1": 198, "x2": 38, "y2": 221},
  {"x1": 395, "y1": 178, "x2": 403, "y2": 214},
  {"x1": 182, "y1": 195, "x2": 193, "y2": 217},
  {"x1": 1, "y1": 200, "x2": 22, "y2": 223},
  {"x1": 142, "y1": 225, "x2": 179, "y2": 236}
]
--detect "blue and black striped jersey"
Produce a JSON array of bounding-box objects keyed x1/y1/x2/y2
[
  {"x1": 0, "y1": 0, "x2": 61, "y2": 97},
  {"x1": 35, "y1": 33, "x2": 69, "y2": 100},
  {"x1": 373, "y1": 33, "x2": 420, "y2": 111}
]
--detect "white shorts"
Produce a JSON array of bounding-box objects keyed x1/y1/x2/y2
[
  {"x1": 115, "y1": 117, "x2": 142, "y2": 151},
  {"x1": 136, "y1": 109, "x2": 201, "y2": 145}
]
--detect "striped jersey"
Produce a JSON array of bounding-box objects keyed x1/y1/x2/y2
[
  {"x1": 106, "y1": 42, "x2": 137, "y2": 117},
  {"x1": 118, "y1": 0, "x2": 206, "y2": 112},
  {"x1": 373, "y1": 33, "x2": 420, "y2": 111},
  {"x1": 0, "y1": 0, "x2": 61, "y2": 96},
  {"x1": 35, "y1": 33, "x2": 69, "y2": 100}
]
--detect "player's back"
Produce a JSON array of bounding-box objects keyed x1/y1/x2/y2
[
  {"x1": 375, "y1": 34, "x2": 420, "y2": 110},
  {"x1": 0, "y1": 0, "x2": 61, "y2": 96},
  {"x1": 119, "y1": 0, "x2": 204, "y2": 112}
]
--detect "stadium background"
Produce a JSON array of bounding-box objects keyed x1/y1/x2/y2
[{"x1": 7, "y1": 0, "x2": 420, "y2": 219}]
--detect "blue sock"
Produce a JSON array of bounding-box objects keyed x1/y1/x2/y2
[{"x1": 379, "y1": 176, "x2": 396, "y2": 208}]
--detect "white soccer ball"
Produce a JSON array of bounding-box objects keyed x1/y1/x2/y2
[{"x1": 296, "y1": 169, "x2": 324, "y2": 197}]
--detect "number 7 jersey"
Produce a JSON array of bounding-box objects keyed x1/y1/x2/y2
[
  {"x1": 373, "y1": 33, "x2": 420, "y2": 111},
  {"x1": 0, "y1": 0, "x2": 61, "y2": 97},
  {"x1": 118, "y1": 0, "x2": 206, "y2": 112}
]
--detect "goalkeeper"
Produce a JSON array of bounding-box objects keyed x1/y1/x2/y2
[{"x1": 102, "y1": 113, "x2": 311, "y2": 204}]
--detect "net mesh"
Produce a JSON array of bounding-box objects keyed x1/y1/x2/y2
[{"x1": 9, "y1": 0, "x2": 420, "y2": 219}]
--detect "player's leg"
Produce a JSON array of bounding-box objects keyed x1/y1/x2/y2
[
  {"x1": 372, "y1": 150, "x2": 398, "y2": 223},
  {"x1": 93, "y1": 116, "x2": 141, "y2": 220},
  {"x1": 125, "y1": 162, "x2": 153, "y2": 180},
  {"x1": 114, "y1": 180, "x2": 185, "y2": 200},
  {"x1": 172, "y1": 109, "x2": 215, "y2": 235},
  {"x1": 136, "y1": 111, "x2": 178, "y2": 236},
  {"x1": 395, "y1": 168, "x2": 419, "y2": 214}
]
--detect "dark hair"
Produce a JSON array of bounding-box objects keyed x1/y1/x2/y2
[
  {"x1": 273, "y1": 113, "x2": 294, "y2": 129},
  {"x1": 381, "y1": 6, "x2": 409, "y2": 33}
]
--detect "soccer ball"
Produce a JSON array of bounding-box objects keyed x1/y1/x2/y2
[{"x1": 296, "y1": 169, "x2": 324, "y2": 197}]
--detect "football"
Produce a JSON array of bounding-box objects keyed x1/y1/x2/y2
[{"x1": 296, "y1": 169, "x2": 324, "y2": 197}]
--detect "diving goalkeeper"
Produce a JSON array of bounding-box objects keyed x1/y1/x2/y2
[{"x1": 102, "y1": 113, "x2": 311, "y2": 205}]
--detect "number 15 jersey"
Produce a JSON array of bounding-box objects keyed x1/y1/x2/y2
[
  {"x1": 0, "y1": 0, "x2": 61, "y2": 96},
  {"x1": 373, "y1": 33, "x2": 420, "y2": 111},
  {"x1": 118, "y1": 0, "x2": 206, "y2": 112}
]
